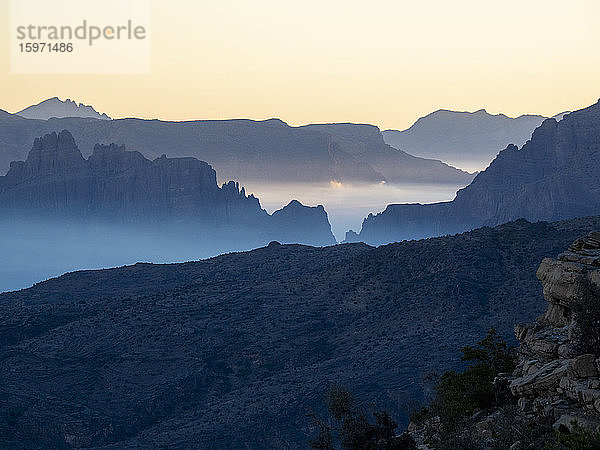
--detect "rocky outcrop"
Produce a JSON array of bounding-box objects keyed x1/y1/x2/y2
[
  {"x1": 405, "y1": 232, "x2": 600, "y2": 448},
  {"x1": 0, "y1": 130, "x2": 336, "y2": 246},
  {"x1": 0, "y1": 130, "x2": 258, "y2": 223},
  {"x1": 354, "y1": 99, "x2": 600, "y2": 244},
  {"x1": 270, "y1": 199, "x2": 335, "y2": 246},
  {"x1": 509, "y1": 231, "x2": 600, "y2": 433}
]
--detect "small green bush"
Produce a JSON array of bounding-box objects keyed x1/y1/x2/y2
[
  {"x1": 411, "y1": 327, "x2": 516, "y2": 430},
  {"x1": 551, "y1": 422, "x2": 600, "y2": 450},
  {"x1": 308, "y1": 383, "x2": 415, "y2": 450}
]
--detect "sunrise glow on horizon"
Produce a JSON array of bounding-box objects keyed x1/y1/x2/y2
[{"x1": 1, "y1": 0, "x2": 599, "y2": 130}]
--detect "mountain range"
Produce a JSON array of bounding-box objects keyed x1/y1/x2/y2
[
  {"x1": 383, "y1": 109, "x2": 570, "y2": 171},
  {"x1": 2, "y1": 216, "x2": 600, "y2": 448},
  {"x1": 0, "y1": 130, "x2": 335, "y2": 247},
  {"x1": 350, "y1": 99, "x2": 600, "y2": 245},
  {"x1": 16, "y1": 97, "x2": 111, "y2": 121},
  {"x1": 1, "y1": 101, "x2": 473, "y2": 186},
  {"x1": 2, "y1": 96, "x2": 600, "y2": 448},
  {"x1": 301, "y1": 123, "x2": 473, "y2": 185}
]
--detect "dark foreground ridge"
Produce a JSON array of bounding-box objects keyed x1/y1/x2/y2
[{"x1": 2, "y1": 216, "x2": 600, "y2": 448}]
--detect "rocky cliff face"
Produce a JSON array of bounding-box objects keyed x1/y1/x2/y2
[
  {"x1": 406, "y1": 232, "x2": 600, "y2": 448},
  {"x1": 509, "y1": 231, "x2": 600, "y2": 433},
  {"x1": 0, "y1": 130, "x2": 335, "y2": 246},
  {"x1": 302, "y1": 123, "x2": 474, "y2": 184},
  {"x1": 0, "y1": 130, "x2": 259, "y2": 224},
  {"x1": 354, "y1": 100, "x2": 600, "y2": 245},
  {"x1": 270, "y1": 199, "x2": 335, "y2": 246}
]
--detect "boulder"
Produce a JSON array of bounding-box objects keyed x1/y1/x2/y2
[
  {"x1": 553, "y1": 414, "x2": 600, "y2": 434},
  {"x1": 569, "y1": 355, "x2": 599, "y2": 379},
  {"x1": 510, "y1": 359, "x2": 569, "y2": 397}
]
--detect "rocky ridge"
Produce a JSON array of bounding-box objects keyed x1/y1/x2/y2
[
  {"x1": 352, "y1": 99, "x2": 600, "y2": 245},
  {"x1": 382, "y1": 109, "x2": 569, "y2": 171},
  {"x1": 2, "y1": 218, "x2": 600, "y2": 448},
  {"x1": 16, "y1": 97, "x2": 111, "y2": 120},
  {"x1": 509, "y1": 231, "x2": 600, "y2": 434},
  {"x1": 0, "y1": 130, "x2": 336, "y2": 247},
  {"x1": 301, "y1": 123, "x2": 474, "y2": 183}
]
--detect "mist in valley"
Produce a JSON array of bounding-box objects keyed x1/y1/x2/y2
[
  {"x1": 0, "y1": 181, "x2": 465, "y2": 293},
  {"x1": 0, "y1": 220, "x2": 268, "y2": 294},
  {"x1": 246, "y1": 181, "x2": 465, "y2": 240}
]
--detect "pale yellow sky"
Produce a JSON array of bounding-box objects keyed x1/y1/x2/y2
[{"x1": 1, "y1": 0, "x2": 599, "y2": 130}]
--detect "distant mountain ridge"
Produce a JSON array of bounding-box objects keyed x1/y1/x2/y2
[
  {"x1": 0, "y1": 107, "x2": 474, "y2": 185},
  {"x1": 301, "y1": 122, "x2": 474, "y2": 183},
  {"x1": 16, "y1": 97, "x2": 111, "y2": 120},
  {"x1": 0, "y1": 130, "x2": 336, "y2": 247},
  {"x1": 350, "y1": 99, "x2": 600, "y2": 245},
  {"x1": 383, "y1": 108, "x2": 570, "y2": 171}
]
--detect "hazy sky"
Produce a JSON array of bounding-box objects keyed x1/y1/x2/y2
[{"x1": 1, "y1": 0, "x2": 599, "y2": 130}]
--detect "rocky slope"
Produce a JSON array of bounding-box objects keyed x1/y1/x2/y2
[
  {"x1": 509, "y1": 231, "x2": 600, "y2": 433},
  {"x1": 1, "y1": 217, "x2": 600, "y2": 448},
  {"x1": 408, "y1": 232, "x2": 600, "y2": 448},
  {"x1": 383, "y1": 109, "x2": 569, "y2": 171},
  {"x1": 0, "y1": 130, "x2": 335, "y2": 247},
  {"x1": 16, "y1": 97, "x2": 111, "y2": 120},
  {"x1": 0, "y1": 109, "x2": 474, "y2": 185},
  {"x1": 351, "y1": 100, "x2": 600, "y2": 245}
]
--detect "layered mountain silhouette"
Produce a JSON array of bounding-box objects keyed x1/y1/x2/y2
[
  {"x1": 0, "y1": 106, "x2": 473, "y2": 185},
  {"x1": 16, "y1": 97, "x2": 111, "y2": 120},
  {"x1": 383, "y1": 109, "x2": 570, "y2": 171},
  {"x1": 301, "y1": 122, "x2": 473, "y2": 183},
  {"x1": 2, "y1": 216, "x2": 600, "y2": 447},
  {"x1": 350, "y1": 100, "x2": 600, "y2": 245},
  {"x1": 0, "y1": 130, "x2": 335, "y2": 247}
]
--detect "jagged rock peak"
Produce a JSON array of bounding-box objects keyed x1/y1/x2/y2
[
  {"x1": 24, "y1": 130, "x2": 85, "y2": 172},
  {"x1": 270, "y1": 199, "x2": 335, "y2": 245},
  {"x1": 32, "y1": 129, "x2": 78, "y2": 153},
  {"x1": 92, "y1": 143, "x2": 126, "y2": 154},
  {"x1": 16, "y1": 97, "x2": 111, "y2": 120},
  {"x1": 285, "y1": 199, "x2": 304, "y2": 209}
]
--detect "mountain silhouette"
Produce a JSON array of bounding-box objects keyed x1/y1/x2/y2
[
  {"x1": 16, "y1": 97, "x2": 111, "y2": 120},
  {"x1": 0, "y1": 109, "x2": 474, "y2": 186},
  {"x1": 383, "y1": 108, "x2": 570, "y2": 171},
  {"x1": 351, "y1": 100, "x2": 600, "y2": 244},
  {"x1": 0, "y1": 130, "x2": 336, "y2": 247}
]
